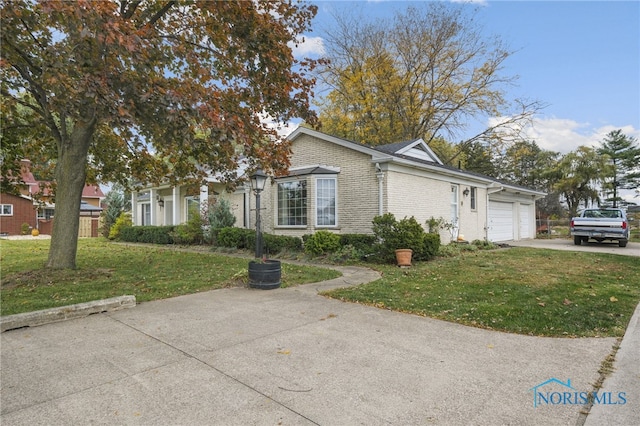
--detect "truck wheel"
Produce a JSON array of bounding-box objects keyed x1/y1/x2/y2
[
  {"x1": 619, "y1": 240, "x2": 628, "y2": 248},
  {"x1": 574, "y1": 236, "x2": 582, "y2": 246}
]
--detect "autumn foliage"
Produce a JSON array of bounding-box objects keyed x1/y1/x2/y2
[{"x1": 1, "y1": 0, "x2": 321, "y2": 268}]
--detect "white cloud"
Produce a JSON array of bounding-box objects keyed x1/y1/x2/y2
[
  {"x1": 289, "y1": 36, "x2": 325, "y2": 58},
  {"x1": 259, "y1": 113, "x2": 300, "y2": 138},
  {"x1": 521, "y1": 118, "x2": 640, "y2": 155}
]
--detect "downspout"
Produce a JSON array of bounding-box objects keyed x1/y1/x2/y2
[{"x1": 375, "y1": 163, "x2": 384, "y2": 216}]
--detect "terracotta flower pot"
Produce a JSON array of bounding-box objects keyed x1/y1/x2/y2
[{"x1": 395, "y1": 249, "x2": 413, "y2": 267}]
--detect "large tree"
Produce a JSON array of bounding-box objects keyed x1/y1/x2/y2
[
  {"x1": 597, "y1": 129, "x2": 640, "y2": 207},
  {"x1": 553, "y1": 146, "x2": 607, "y2": 217},
  {"x1": 1, "y1": 0, "x2": 320, "y2": 269},
  {"x1": 316, "y1": 3, "x2": 543, "y2": 158}
]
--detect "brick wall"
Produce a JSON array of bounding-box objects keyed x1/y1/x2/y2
[
  {"x1": 264, "y1": 134, "x2": 381, "y2": 236},
  {"x1": 0, "y1": 193, "x2": 37, "y2": 235}
]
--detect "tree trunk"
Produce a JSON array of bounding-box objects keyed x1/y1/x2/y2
[{"x1": 46, "y1": 120, "x2": 95, "y2": 269}]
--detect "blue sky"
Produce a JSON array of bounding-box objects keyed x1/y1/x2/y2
[{"x1": 291, "y1": 0, "x2": 640, "y2": 156}]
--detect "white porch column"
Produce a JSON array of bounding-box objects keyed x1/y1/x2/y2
[
  {"x1": 200, "y1": 184, "x2": 208, "y2": 217},
  {"x1": 172, "y1": 186, "x2": 181, "y2": 224},
  {"x1": 150, "y1": 188, "x2": 157, "y2": 225},
  {"x1": 131, "y1": 192, "x2": 138, "y2": 225}
]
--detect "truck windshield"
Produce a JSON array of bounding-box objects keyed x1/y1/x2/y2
[{"x1": 584, "y1": 210, "x2": 621, "y2": 219}]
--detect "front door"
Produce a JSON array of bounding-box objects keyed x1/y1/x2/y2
[{"x1": 450, "y1": 185, "x2": 459, "y2": 239}]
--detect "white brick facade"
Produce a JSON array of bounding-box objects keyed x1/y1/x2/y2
[{"x1": 133, "y1": 128, "x2": 544, "y2": 243}]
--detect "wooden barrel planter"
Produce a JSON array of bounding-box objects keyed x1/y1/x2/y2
[{"x1": 248, "y1": 260, "x2": 282, "y2": 290}]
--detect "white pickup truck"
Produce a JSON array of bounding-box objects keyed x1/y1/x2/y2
[{"x1": 570, "y1": 208, "x2": 630, "y2": 247}]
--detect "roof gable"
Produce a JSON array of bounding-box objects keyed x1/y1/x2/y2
[{"x1": 376, "y1": 139, "x2": 443, "y2": 165}]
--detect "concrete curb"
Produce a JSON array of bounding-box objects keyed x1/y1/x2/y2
[
  {"x1": 583, "y1": 302, "x2": 640, "y2": 425},
  {"x1": 1, "y1": 295, "x2": 136, "y2": 332}
]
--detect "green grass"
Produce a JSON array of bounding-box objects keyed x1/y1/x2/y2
[
  {"x1": 325, "y1": 247, "x2": 640, "y2": 337},
  {"x1": 0, "y1": 239, "x2": 341, "y2": 316}
]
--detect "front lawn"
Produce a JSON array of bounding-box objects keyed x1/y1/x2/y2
[
  {"x1": 0, "y1": 238, "x2": 341, "y2": 316},
  {"x1": 325, "y1": 247, "x2": 640, "y2": 337}
]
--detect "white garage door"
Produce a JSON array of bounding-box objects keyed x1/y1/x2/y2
[
  {"x1": 488, "y1": 201, "x2": 514, "y2": 242},
  {"x1": 519, "y1": 206, "x2": 532, "y2": 239}
]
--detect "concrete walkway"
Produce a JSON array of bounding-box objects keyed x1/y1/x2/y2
[{"x1": 2, "y1": 259, "x2": 636, "y2": 425}]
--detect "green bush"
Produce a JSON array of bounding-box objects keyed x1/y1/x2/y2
[
  {"x1": 263, "y1": 233, "x2": 303, "y2": 255},
  {"x1": 304, "y1": 230, "x2": 341, "y2": 255},
  {"x1": 372, "y1": 213, "x2": 427, "y2": 263},
  {"x1": 216, "y1": 227, "x2": 253, "y2": 248},
  {"x1": 419, "y1": 232, "x2": 441, "y2": 261},
  {"x1": 170, "y1": 207, "x2": 204, "y2": 245},
  {"x1": 329, "y1": 244, "x2": 364, "y2": 263},
  {"x1": 206, "y1": 198, "x2": 236, "y2": 243},
  {"x1": 471, "y1": 239, "x2": 497, "y2": 250},
  {"x1": 339, "y1": 234, "x2": 377, "y2": 253},
  {"x1": 118, "y1": 226, "x2": 175, "y2": 244},
  {"x1": 109, "y1": 212, "x2": 132, "y2": 240}
]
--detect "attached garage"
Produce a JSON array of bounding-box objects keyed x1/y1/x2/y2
[{"x1": 488, "y1": 201, "x2": 514, "y2": 242}]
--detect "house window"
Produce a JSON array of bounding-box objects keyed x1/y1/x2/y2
[
  {"x1": 278, "y1": 180, "x2": 307, "y2": 226},
  {"x1": 316, "y1": 177, "x2": 337, "y2": 227},
  {"x1": 37, "y1": 208, "x2": 55, "y2": 219},
  {"x1": 0, "y1": 204, "x2": 13, "y2": 216},
  {"x1": 141, "y1": 203, "x2": 151, "y2": 225},
  {"x1": 470, "y1": 187, "x2": 477, "y2": 211},
  {"x1": 186, "y1": 196, "x2": 200, "y2": 221}
]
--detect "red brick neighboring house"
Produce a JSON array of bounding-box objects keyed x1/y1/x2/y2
[{"x1": 0, "y1": 160, "x2": 105, "y2": 236}]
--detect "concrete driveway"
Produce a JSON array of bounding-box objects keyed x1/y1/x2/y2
[
  {"x1": 507, "y1": 238, "x2": 640, "y2": 257},
  {"x1": 2, "y1": 263, "x2": 635, "y2": 425}
]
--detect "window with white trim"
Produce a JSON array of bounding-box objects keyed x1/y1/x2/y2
[
  {"x1": 37, "y1": 208, "x2": 55, "y2": 219},
  {"x1": 277, "y1": 180, "x2": 307, "y2": 226},
  {"x1": 1, "y1": 204, "x2": 13, "y2": 216},
  {"x1": 186, "y1": 196, "x2": 200, "y2": 221},
  {"x1": 316, "y1": 177, "x2": 337, "y2": 227},
  {"x1": 141, "y1": 203, "x2": 151, "y2": 225},
  {"x1": 470, "y1": 187, "x2": 477, "y2": 211}
]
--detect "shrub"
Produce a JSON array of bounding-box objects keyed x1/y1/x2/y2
[
  {"x1": 21, "y1": 223, "x2": 30, "y2": 235},
  {"x1": 118, "y1": 226, "x2": 175, "y2": 244},
  {"x1": 109, "y1": 212, "x2": 132, "y2": 240},
  {"x1": 419, "y1": 232, "x2": 441, "y2": 261},
  {"x1": 207, "y1": 198, "x2": 236, "y2": 229},
  {"x1": 339, "y1": 234, "x2": 377, "y2": 253},
  {"x1": 170, "y1": 206, "x2": 204, "y2": 245},
  {"x1": 304, "y1": 230, "x2": 341, "y2": 255},
  {"x1": 100, "y1": 189, "x2": 125, "y2": 238},
  {"x1": 471, "y1": 239, "x2": 498, "y2": 250},
  {"x1": 217, "y1": 227, "x2": 253, "y2": 249},
  {"x1": 329, "y1": 244, "x2": 364, "y2": 263},
  {"x1": 263, "y1": 233, "x2": 303, "y2": 255},
  {"x1": 372, "y1": 214, "x2": 427, "y2": 263}
]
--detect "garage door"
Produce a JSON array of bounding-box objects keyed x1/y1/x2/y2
[
  {"x1": 519, "y1": 206, "x2": 532, "y2": 239},
  {"x1": 488, "y1": 201, "x2": 514, "y2": 242}
]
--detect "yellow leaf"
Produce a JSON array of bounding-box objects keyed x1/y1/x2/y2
[
  {"x1": 610, "y1": 296, "x2": 618, "y2": 302},
  {"x1": 277, "y1": 349, "x2": 291, "y2": 355}
]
